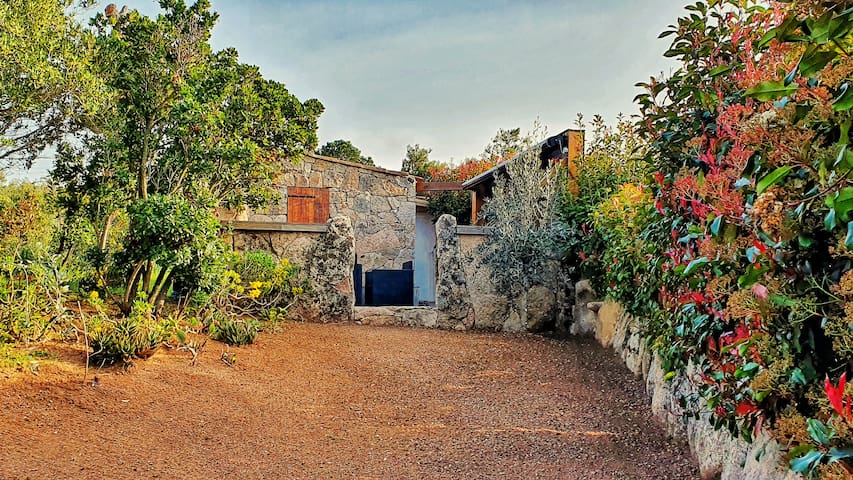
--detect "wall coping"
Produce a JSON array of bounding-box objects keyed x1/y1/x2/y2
[
  {"x1": 228, "y1": 221, "x2": 328, "y2": 233},
  {"x1": 456, "y1": 225, "x2": 491, "y2": 235},
  {"x1": 305, "y1": 152, "x2": 412, "y2": 178}
]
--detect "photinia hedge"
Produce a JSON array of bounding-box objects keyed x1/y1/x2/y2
[{"x1": 573, "y1": 1, "x2": 853, "y2": 477}]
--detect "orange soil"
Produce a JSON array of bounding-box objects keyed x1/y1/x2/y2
[{"x1": 0, "y1": 323, "x2": 698, "y2": 479}]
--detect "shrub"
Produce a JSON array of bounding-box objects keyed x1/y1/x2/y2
[
  {"x1": 231, "y1": 250, "x2": 278, "y2": 284},
  {"x1": 209, "y1": 312, "x2": 259, "y2": 346},
  {"x1": 0, "y1": 182, "x2": 72, "y2": 344},
  {"x1": 619, "y1": 0, "x2": 853, "y2": 475},
  {"x1": 87, "y1": 296, "x2": 173, "y2": 364},
  {"x1": 187, "y1": 252, "x2": 305, "y2": 345},
  {"x1": 477, "y1": 124, "x2": 568, "y2": 328},
  {"x1": 559, "y1": 115, "x2": 654, "y2": 315}
]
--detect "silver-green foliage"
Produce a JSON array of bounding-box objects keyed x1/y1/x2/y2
[{"x1": 477, "y1": 127, "x2": 567, "y2": 298}]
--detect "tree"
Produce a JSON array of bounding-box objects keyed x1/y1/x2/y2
[
  {"x1": 52, "y1": 0, "x2": 324, "y2": 311},
  {"x1": 317, "y1": 139, "x2": 373, "y2": 165},
  {"x1": 482, "y1": 127, "x2": 523, "y2": 163},
  {"x1": 401, "y1": 144, "x2": 437, "y2": 177},
  {"x1": 0, "y1": 0, "x2": 103, "y2": 169},
  {"x1": 476, "y1": 125, "x2": 564, "y2": 329}
]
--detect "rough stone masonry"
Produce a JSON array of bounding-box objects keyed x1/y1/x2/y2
[{"x1": 294, "y1": 215, "x2": 356, "y2": 323}]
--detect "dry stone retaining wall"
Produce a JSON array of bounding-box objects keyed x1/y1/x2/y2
[
  {"x1": 353, "y1": 306, "x2": 438, "y2": 328},
  {"x1": 576, "y1": 293, "x2": 800, "y2": 480}
]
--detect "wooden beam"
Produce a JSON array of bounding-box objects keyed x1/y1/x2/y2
[{"x1": 416, "y1": 181, "x2": 464, "y2": 192}]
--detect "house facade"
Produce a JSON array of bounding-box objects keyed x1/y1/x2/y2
[{"x1": 225, "y1": 153, "x2": 433, "y2": 304}]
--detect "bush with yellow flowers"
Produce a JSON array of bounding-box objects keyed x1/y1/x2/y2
[{"x1": 193, "y1": 251, "x2": 307, "y2": 345}]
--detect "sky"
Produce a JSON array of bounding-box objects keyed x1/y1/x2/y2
[{"x1": 8, "y1": 0, "x2": 688, "y2": 180}]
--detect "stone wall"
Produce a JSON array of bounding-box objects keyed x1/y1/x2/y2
[
  {"x1": 436, "y1": 218, "x2": 568, "y2": 333},
  {"x1": 575, "y1": 294, "x2": 800, "y2": 480},
  {"x1": 248, "y1": 153, "x2": 417, "y2": 273},
  {"x1": 228, "y1": 229, "x2": 322, "y2": 268},
  {"x1": 292, "y1": 216, "x2": 356, "y2": 323},
  {"x1": 434, "y1": 215, "x2": 475, "y2": 330},
  {"x1": 353, "y1": 306, "x2": 438, "y2": 328}
]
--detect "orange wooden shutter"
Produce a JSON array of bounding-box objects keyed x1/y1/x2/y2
[
  {"x1": 313, "y1": 188, "x2": 330, "y2": 223},
  {"x1": 287, "y1": 187, "x2": 330, "y2": 224},
  {"x1": 287, "y1": 187, "x2": 314, "y2": 223}
]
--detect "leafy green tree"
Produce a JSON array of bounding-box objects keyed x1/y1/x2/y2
[
  {"x1": 0, "y1": 0, "x2": 103, "y2": 169},
  {"x1": 317, "y1": 139, "x2": 373, "y2": 165},
  {"x1": 401, "y1": 144, "x2": 438, "y2": 177},
  {"x1": 482, "y1": 127, "x2": 523, "y2": 162},
  {"x1": 52, "y1": 0, "x2": 323, "y2": 311}
]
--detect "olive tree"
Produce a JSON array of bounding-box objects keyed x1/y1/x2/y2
[{"x1": 476, "y1": 125, "x2": 568, "y2": 328}]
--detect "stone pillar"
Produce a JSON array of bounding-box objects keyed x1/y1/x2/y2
[
  {"x1": 298, "y1": 215, "x2": 356, "y2": 322},
  {"x1": 570, "y1": 279, "x2": 597, "y2": 335},
  {"x1": 434, "y1": 215, "x2": 475, "y2": 329}
]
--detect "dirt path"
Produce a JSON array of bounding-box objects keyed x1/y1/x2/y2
[{"x1": 0, "y1": 323, "x2": 698, "y2": 479}]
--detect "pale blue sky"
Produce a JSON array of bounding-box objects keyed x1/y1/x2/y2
[{"x1": 9, "y1": 0, "x2": 687, "y2": 180}]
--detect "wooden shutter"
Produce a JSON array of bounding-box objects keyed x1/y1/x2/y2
[
  {"x1": 313, "y1": 188, "x2": 330, "y2": 223},
  {"x1": 287, "y1": 187, "x2": 330, "y2": 224}
]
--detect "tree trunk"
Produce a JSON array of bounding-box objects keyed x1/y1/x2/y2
[
  {"x1": 142, "y1": 260, "x2": 154, "y2": 295},
  {"x1": 148, "y1": 267, "x2": 171, "y2": 306},
  {"x1": 98, "y1": 211, "x2": 118, "y2": 251},
  {"x1": 138, "y1": 117, "x2": 154, "y2": 200},
  {"x1": 122, "y1": 261, "x2": 145, "y2": 313}
]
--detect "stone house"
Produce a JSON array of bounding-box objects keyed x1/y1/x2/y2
[{"x1": 224, "y1": 152, "x2": 436, "y2": 305}]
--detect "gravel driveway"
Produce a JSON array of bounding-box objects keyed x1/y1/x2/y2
[{"x1": 0, "y1": 322, "x2": 698, "y2": 479}]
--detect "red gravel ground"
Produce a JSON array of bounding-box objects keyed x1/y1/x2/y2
[{"x1": 0, "y1": 323, "x2": 699, "y2": 479}]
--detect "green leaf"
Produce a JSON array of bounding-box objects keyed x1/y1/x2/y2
[
  {"x1": 709, "y1": 65, "x2": 733, "y2": 77},
  {"x1": 828, "y1": 447, "x2": 853, "y2": 463},
  {"x1": 826, "y1": 208, "x2": 837, "y2": 232},
  {"x1": 738, "y1": 265, "x2": 768, "y2": 288},
  {"x1": 846, "y1": 221, "x2": 853, "y2": 248},
  {"x1": 756, "y1": 166, "x2": 793, "y2": 195},
  {"x1": 835, "y1": 188, "x2": 853, "y2": 221},
  {"x1": 743, "y1": 362, "x2": 760, "y2": 374},
  {"x1": 834, "y1": 83, "x2": 853, "y2": 111},
  {"x1": 806, "y1": 418, "x2": 835, "y2": 445},
  {"x1": 790, "y1": 368, "x2": 807, "y2": 385},
  {"x1": 709, "y1": 216, "x2": 723, "y2": 236},
  {"x1": 834, "y1": 144, "x2": 850, "y2": 168},
  {"x1": 807, "y1": 11, "x2": 836, "y2": 43},
  {"x1": 798, "y1": 235, "x2": 814, "y2": 248},
  {"x1": 799, "y1": 49, "x2": 837, "y2": 77},
  {"x1": 790, "y1": 449, "x2": 824, "y2": 474},
  {"x1": 683, "y1": 257, "x2": 709, "y2": 276},
  {"x1": 745, "y1": 81, "x2": 798, "y2": 102},
  {"x1": 770, "y1": 294, "x2": 797, "y2": 308}
]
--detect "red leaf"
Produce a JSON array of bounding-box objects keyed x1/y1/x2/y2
[
  {"x1": 735, "y1": 401, "x2": 759, "y2": 416},
  {"x1": 825, "y1": 373, "x2": 847, "y2": 418},
  {"x1": 734, "y1": 322, "x2": 750, "y2": 342}
]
